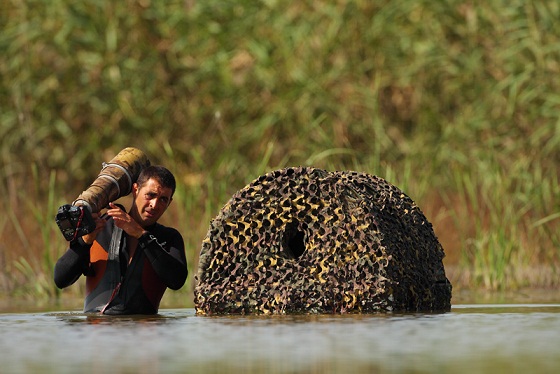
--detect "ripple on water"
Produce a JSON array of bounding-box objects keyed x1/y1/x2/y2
[{"x1": 1, "y1": 305, "x2": 560, "y2": 373}]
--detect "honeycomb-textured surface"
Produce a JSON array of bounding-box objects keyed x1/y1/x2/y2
[{"x1": 194, "y1": 167, "x2": 451, "y2": 314}]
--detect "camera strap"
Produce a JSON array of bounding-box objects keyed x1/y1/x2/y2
[
  {"x1": 108, "y1": 226, "x2": 123, "y2": 264},
  {"x1": 100, "y1": 225, "x2": 123, "y2": 314},
  {"x1": 71, "y1": 208, "x2": 86, "y2": 242}
]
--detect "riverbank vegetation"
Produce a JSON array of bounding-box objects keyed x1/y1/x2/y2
[{"x1": 2, "y1": 0, "x2": 559, "y2": 306}]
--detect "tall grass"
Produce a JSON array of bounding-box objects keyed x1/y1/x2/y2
[{"x1": 1, "y1": 0, "x2": 560, "y2": 299}]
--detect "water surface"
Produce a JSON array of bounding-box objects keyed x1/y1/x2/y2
[{"x1": 1, "y1": 303, "x2": 560, "y2": 373}]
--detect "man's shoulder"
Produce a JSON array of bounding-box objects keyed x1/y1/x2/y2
[{"x1": 151, "y1": 222, "x2": 182, "y2": 238}]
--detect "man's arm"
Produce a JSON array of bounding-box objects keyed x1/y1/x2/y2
[
  {"x1": 139, "y1": 228, "x2": 188, "y2": 290},
  {"x1": 53, "y1": 239, "x2": 91, "y2": 288},
  {"x1": 53, "y1": 213, "x2": 106, "y2": 288},
  {"x1": 105, "y1": 203, "x2": 188, "y2": 289}
]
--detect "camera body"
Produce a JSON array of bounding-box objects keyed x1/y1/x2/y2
[{"x1": 56, "y1": 204, "x2": 97, "y2": 241}]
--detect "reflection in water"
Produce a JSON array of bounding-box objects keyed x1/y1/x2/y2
[
  {"x1": 53, "y1": 312, "x2": 180, "y2": 325},
  {"x1": 1, "y1": 305, "x2": 560, "y2": 373}
]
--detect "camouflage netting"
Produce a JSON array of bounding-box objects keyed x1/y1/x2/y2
[{"x1": 194, "y1": 167, "x2": 452, "y2": 315}]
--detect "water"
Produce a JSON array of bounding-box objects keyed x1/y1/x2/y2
[{"x1": 1, "y1": 303, "x2": 560, "y2": 373}]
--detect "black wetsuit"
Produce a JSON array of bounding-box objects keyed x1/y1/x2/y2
[{"x1": 54, "y1": 216, "x2": 188, "y2": 314}]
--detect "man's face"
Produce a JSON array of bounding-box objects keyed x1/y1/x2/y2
[{"x1": 130, "y1": 178, "x2": 173, "y2": 228}]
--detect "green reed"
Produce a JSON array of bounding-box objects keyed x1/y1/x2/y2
[
  {"x1": 1, "y1": 0, "x2": 560, "y2": 297},
  {"x1": 3, "y1": 166, "x2": 66, "y2": 298}
]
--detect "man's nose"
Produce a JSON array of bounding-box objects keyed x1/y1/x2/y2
[
  {"x1": 150, "y1": 198, "x2": 158, "y2": 208},
  {"x1": 152, "y1": 197, "x2": 166, "y2": 210}
]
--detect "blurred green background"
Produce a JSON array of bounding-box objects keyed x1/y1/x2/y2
[{"x1": 1, "y1": 0, "x2": 559, "y2": 306}]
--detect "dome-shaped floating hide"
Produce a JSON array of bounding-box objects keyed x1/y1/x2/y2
[{"x1": 194, "y1": 167, "x2": 452, "y2": 315}]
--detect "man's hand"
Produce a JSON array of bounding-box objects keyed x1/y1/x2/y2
[
  {"x1": 107, "y1": 202, "x2": 147, "y2": 239},
  {"x1": 81, "y1": 213, "x2": 106, "y2": 244}
]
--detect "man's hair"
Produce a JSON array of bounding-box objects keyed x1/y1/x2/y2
[{"x1": 136, "y1": 165, "x2": 177, "y2": 197}]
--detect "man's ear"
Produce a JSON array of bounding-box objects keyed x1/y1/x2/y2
[{"x1": 132, "y1": 183, "x2": 139, "y2": 197}]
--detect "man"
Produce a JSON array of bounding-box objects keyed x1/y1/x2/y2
[{"x1": 54, "y1": 165, "x2": 188, "y2": 315}]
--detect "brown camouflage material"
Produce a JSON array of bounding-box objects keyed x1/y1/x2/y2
[{"x1": 195, "y1": 167, "x2": 451, "y2": 315}]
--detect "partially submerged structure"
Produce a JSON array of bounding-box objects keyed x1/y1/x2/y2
[{"x1": 195, "y1": 167, "x2": 451, "y2": 314}]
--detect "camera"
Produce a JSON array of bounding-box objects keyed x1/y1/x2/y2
[
  {"x1": 55, "y1": 147, "x2": 151, "y2": 241},
  {"x1": 55, "y1": 204, "x2": 97, "y2": 241}
]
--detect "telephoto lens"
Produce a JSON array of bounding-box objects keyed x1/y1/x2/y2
[
  {"x1": 73, "y1": 147, "x2": 151, "y2": 213},
  {"x1": 56, "y1": 147, "x2": 151, "y2": 241}
]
